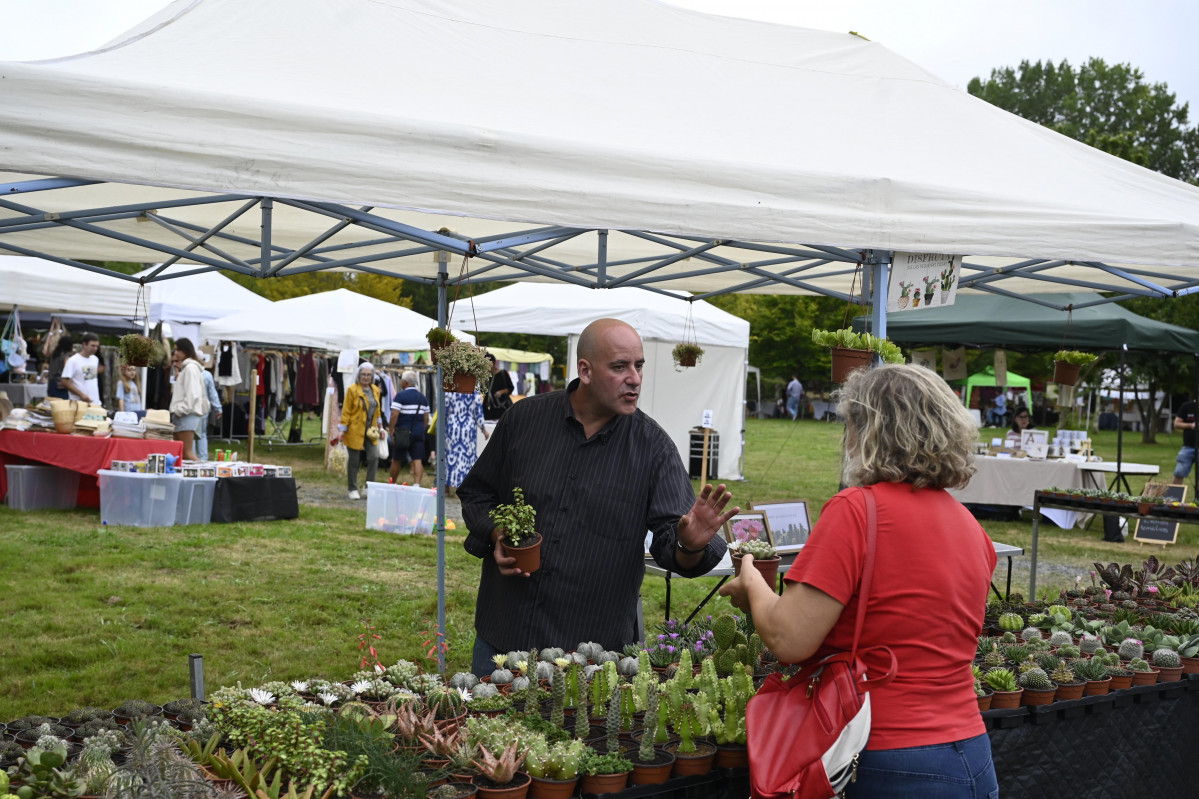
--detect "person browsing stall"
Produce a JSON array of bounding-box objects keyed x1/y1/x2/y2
[
  {"x1": 387, "y1": 370, "x2": 431, "y2": 486},
  {"x1": 60, "y1": 332, "x2": 102, "y2": 405},
  {"x1": 459, "y1": 318, "x2": 739, "y2": 675},
  {"x1": 169, "y1": 338, "x2": 210, "y2": 461},
  {"x1": 1173, "y1": 398, "x2": 1197, "y2": 481},
  {"x1": 338, "y1": 362, "x2": 384, "y2": 500},
  {"x1": 720, "y1": 364, "x2": 997, "y2": 799}
]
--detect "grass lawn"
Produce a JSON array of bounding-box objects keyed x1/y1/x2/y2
[{"x1": 0, "y1": 416, "x2": 1196, "y2": 719}]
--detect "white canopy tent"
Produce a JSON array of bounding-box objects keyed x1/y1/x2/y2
[
  {"x1": 0, "y1": 256, "x2": 142, "y2": 316},
  {"x1": 450, "y1": 283, "x2": 749, "y2": 480},
  {"x1": 201, "y1": 288, "x2": 470, "y2": 351}
]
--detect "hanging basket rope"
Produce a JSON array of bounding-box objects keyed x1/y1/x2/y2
[{"x1": 672, "y1": 302, "x2": 704, "y2": 369}]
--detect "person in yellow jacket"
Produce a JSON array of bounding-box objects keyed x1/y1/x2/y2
[{"x1": 337, "y1": 362, "x2": 384, "y2": 500}]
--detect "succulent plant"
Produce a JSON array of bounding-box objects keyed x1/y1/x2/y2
[
  {"x1": 1050, "y1": 661, "x2": 1079, "y2": 685},
  {"x1": 1048, "y1": 630, "x2": 1074, "y2": 647},
  {"x1": 490, "y1": 667, "x2": 514, "y2": 685},
  {"x1": 998, "y1": 612, "x2": 1024, "y2": 632},
  {"x1": 1057, "y1": 644, "x2": 1081, "y2": 658},
  {"x1": 1118, "y1": 638, "x2": 1144, "y2": 660},
  {"x1": 449, "y1": 672, "x2": 479, "y2": 690},
  {"x1": 983, "y1": 649, "x2": 1006, "y2": 668},
  {"x1": 1079, "y1": 634, "x2": 1102, "y2": 654},
  {"x1": 1128, "y1": 657, "x2": 1153, "y2": 672},
  {"x1": 1018, "y1": 667, "x2": 1053, "y2": 691},
  {"x1": 983, "y1": 668, "x2": 1017, "y2": 693},
  {"x1": 1020, "y1": 626, "x2": 1042, "y2": 642},
  {"x1": 1153, "y1": 648, "x2": 1182, "y2": 668},
  {"x1": 1071, "y1": 658, "x2": 1110, "y2": 682}
]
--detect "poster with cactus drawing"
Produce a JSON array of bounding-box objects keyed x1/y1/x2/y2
[
  {"x1": 749, "y1": 500, "x2": 810, "y2": 553},
  {"x1": 888, "y1": 252, "x2": 962, "y2": 312}
]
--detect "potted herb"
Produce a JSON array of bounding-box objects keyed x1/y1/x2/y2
[
  {"x1": 489, "y1": 487, "x2": 542, "y2": 574},
  {"x1": 671, "y1": 342, "x2": 705, "y2": 369},
  {"x1": 811, "y1": 329, "x2": 904, "y2": 383},
  {"x1": 434, "y1": 340, "x2": 493, "y2": 394},
  {"x1": 118, "y1": 333, "x2": 156, "y2": 367},
  {"x1": 1052, "y1": 350, "x2": 1098, "y2": 386}
]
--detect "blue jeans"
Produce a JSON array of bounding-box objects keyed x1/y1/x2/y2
[
  {"x1": 1175, "y1": 446, "x2": 1196, "y2": 479},
  {"x1": 786, "y1": 396, "x2": 800, "y2": 420},
  {"x1": 471, "y1": 634, "x2": 502, "y2": 678},
  {"x1": 845, "y1": 733, "x2": 998, "y2": 799}
]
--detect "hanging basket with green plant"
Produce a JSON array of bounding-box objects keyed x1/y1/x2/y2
[
  {"x1": 118, "y1": 334, "x2": 156, "y2": 367},
  {"x1": 672, "y1": 342, "x2": 705, "y2": 369},
  {"x1": 432, "y1": 340, "x2": 492, "y2": 394},
  {"x1": 1052, "y1": 350, "x2": 1098, "y2": 387},
  {"x1": 811, "y1": 328, "x2": 904, "y2": 383}
]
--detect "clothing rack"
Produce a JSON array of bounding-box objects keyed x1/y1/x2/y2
[{"x1": 212, "y1": 342, "x2": 331, "y2": 449}]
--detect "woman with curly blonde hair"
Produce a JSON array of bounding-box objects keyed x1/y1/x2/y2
[{"x1": 722, "y1": 364, "x2": 997, "y2": 799}]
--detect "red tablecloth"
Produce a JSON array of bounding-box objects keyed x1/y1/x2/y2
[{"x1": 0, "y1": 430, "x2": 184, "y2": 508}]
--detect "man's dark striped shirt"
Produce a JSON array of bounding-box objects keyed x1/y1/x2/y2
[{"x1": 460, "y1": 382, "x2": 725, "y2": 652}]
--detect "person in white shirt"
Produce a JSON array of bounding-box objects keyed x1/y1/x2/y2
[
  {"x1": 60, "y1": 332, "x2": 102, "y2": 405},
  {"x1": 170, "y1": 338, "x2": 211, "y2": 460}
]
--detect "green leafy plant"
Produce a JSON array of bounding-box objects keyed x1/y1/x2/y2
[
  {"x1": 734, "y1": 539, "x2": 777, "y2": 559},
  {"x1": 471, "y1": 742, "x2": 527, "y2": 784},
  {"x1": 426, "y1": 327, "x2": 458, "y2": 350},
  {"x1": 579, "y1": 748, "x2": 633, "y2": 776},
  {"x1": 983, "y1": 668, "x2": 1017, "y2": 692},
  {"x1": 1053, "y1": 350, "x2": 1099, "y2": 366},
  {"x1": 118, "y1": 333, "x2": 158, "y2": 367},
  {"x1": 433, "y1": 340, "x2": 492, "y2": 393},
  {"x1": 671, "y1": 342, "x2": 705, "y2": 368},
  {"x1": 488, "y1": 487, "x2": 538, "y2": 547}
]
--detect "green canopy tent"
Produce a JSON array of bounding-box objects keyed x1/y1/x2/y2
[
  {"x1": 857, "y1": 292, "x2": 1199, "y2": 354},
  {"x1": 961, "y1": 366, "x2": 1030, "y2": 395}
]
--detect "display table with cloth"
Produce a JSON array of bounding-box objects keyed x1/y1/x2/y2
[
  {"x1": 0, "y1": 383, "x2": 47, "y2": 407},
  {"x1": 210, "y1": 476, "x2": 299, "y2": 523},
  {"x1": 949, "y1": 455, "x2": 1106, "y2": 528},
  {"x1": 0, "y1": 430, "x2": 182, "y2": 508}
]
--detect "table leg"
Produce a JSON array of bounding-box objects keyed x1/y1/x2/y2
[
  {"x1": 990, "y1": 581, "x2": 1003, "y2": 602},
  {"x1": 1006, "y1": 556, "x2": 1013, "y2": 601},
  {"x1": 684, "y1": 577, "x2": 729, "y2": 626},
  {"x1": 664, "y1": 573, "x2": 672, "y2": 621},
  {"x1": 1030, "y1": 509, "x2": 1040, "y2": 600}
]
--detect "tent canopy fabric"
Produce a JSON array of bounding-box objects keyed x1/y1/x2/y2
[
  {"x1": 857, "y1": 293, "x2": 1199, "y2": 354},
  {"x1": 450, "y1": 284, "x2": 750, "y2": 347},
  {"x1": 0, "y1": 255, "x2": 142, "y2": 316},
  {"x1": 0, "y1": 0, "x2": 1197, "y2": 303},
  {"x1": 200, "y1": 289, "x2": 468, "y2": 351},
  {"x1": 133, "y1": 265, "x2": 271, "y2": 323},
  {"x1": 961, "y1": 366, "x2": 1031, "y2": 393}
]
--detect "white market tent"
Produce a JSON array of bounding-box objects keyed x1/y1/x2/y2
[
  {"x1": 4, "y1": 0, "x2": 1199, "y2": 665},
  {"x1": 201, "y1": 288, "x2": 469, "y2": 351},
  {"x1": 450, "y1": 283, "x2": 750, "y2": 480},
  {"x1": 0, "y1": 256, "x2": 142, "y2": 316},
  {"x1": 134, "y1": 265, "x2": 271, "y2": 326}
]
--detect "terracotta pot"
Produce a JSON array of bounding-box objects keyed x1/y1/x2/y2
[
  {"x1": 579, "y1": 771, "x2": 628, "y2": 795},
  {"x1": 665, "y1": 740, "x2": 717, "y2": 777},
  {"x1": 1180, "y1": 656, "x2": 1199, "y2": 674},
  {"x1": 1053, "y1": 682, "x2": 1086, "y2": 701},
  {"x1": 501, "y1": 535, "x2": 542, "y2": 575},
  {"x1": 1020, "y1": 687, "x2": 1056, "y2": 706},
  {"x1": 713, "y1": 743, "x2": 748, "y2": 769},
  {"x1": 626, "y1": 748, "x2": 675, "y2": 785},
  {"x1": 472, "y1": 772, "x2": 531, "y2": 799},
  {"x1": 426, "y1": 785, "x2": 478, "y2": 799},
  {"x1": 1131, "y1": 668, "x2": 1160, "y2": 686},
  {"x1": 830, "y1": 347, "x2": 873, "y2": 384},
  {"x1": 976, "y1": 692, "x2": 992, "y2": 712},
  {"x1": 677, "y1": 351, "x2": 697, "y2": 368},
  {"x1": 731, "y1": 554, "x2": 780, "y2": 586},
  {"x1": 1108, "y1": 673, "x2": 1134, "y2": 691},
  {"x1": 988, "y1": 689, "x2": 1023, "y2": 709},
  {"x1": 1053, "y1": 360, "x2": 1082, "y2": 386},
  {"x1": 527, "y1": 776, "x2": 577, "y2": 799},
  {"x1": 1156, "y1": 665, "x2": 1184, "y2": 683},
  {"x1": 1083, "y1": 677, "x2": 1112, "y2": 696},
  {"x1": 1138, "y1": 503, "x2": 1153, "y2": 515},
  {"x1": 449, "y1": 373, "x2": 478, "y2": 394}
]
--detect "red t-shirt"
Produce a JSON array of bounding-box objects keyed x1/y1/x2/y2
[{"x1": 784, "y1": 482, "x2": 996, "y2": 750}]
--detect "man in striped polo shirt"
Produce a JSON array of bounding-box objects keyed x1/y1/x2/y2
[{"x1": 460, "y1": 318, "x2": 738, "y2": 675}]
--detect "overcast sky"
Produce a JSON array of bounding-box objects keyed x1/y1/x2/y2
[{"x1": 1, "y1": 0, "x2": 1196, "y2": 113}]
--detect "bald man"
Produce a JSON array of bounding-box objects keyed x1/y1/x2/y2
[{"x1": 460, "y1": 318, "x2": 738, "y2": 675}]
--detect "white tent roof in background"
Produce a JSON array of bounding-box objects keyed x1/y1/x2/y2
[
  {"x1": 133, "y1": 266, "x2": 271, "y2": 323},
  {"x1": 201, "y1": 288, "x2": 470, "y2": 351},
  {"x1": 449, "y1": 284, "x2": 749, "y2": 348},
  {"x1": 0, "y1": 255, "x2": 141, "y2": 316},
  {"x1": 0, "y1": 0, "x2": 1196, "y2": 301}
]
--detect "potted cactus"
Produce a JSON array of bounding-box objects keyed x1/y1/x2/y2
[
  {"x1": 489, "y1": 487, "x2": 541, "y2": 575},
  {"x1": 730, "y1": 538, "x2": 781, "y2": 587},
  {"x1": 1017, "y1": 667, "x2": 1056, "y2": 706},
  {"x1": 1052, "y1": 350, "x2": 1098, "y2": 386},
  {"x1": 1152, "y1": 648, "x2": 1184, "y2": 682},
  {"x1": 470, "y1": 741, "x2": 530, "y2": 799},
  {"x1": 525, "y1": 738, "x2": 584, "y2": 799},
  {"x1": 983, "y1": 668, "x2": 1022, "y2": 709}
]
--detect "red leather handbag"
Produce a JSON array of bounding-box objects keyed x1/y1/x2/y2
[{"x1": 746, "y1": 486, "x2": 897, "y2": 799}]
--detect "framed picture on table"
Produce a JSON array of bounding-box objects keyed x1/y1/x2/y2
[
  {"x1": 749, "y1": 500, "x2": 811, "y2": 553},
  {"x1": 722, "y1": 512, "x2": 773, "y2": 547}
]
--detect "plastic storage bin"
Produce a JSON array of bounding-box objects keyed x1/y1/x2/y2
[
  {"x1": 366, "y1": 482, "x2": 436, "y2": 534},
  {"x1": 4, "y1": 464, "x2": 80, "y2": 510},
  {"x1": 98, "y1": 469, "x2": 182, "y2": 527},
  {"x1": 175, "y1": 477, "x2": 218, "y2": 526}
]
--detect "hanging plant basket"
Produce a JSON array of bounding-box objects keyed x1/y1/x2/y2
[
  {"x1": 829, "y1": 347, "x2": 873, "y2": 383},
  {"x1": 118, "y1": 334, "x2": 155, "y2": 367},
  {"x1": 449, "y1": 372, "x2": 478, "y2": 394},
  {"x1": 1053, "y1": 360, "x2": 1081, "y2": 386}
]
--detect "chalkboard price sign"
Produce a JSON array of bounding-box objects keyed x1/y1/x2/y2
[{"x1": 1134, "y1": 485, "x2": 1188, "y2": 545}]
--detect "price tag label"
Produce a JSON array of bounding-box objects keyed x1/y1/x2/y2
[{"x1": 701, "y1": 409, "x2": 714, "y2": 428}]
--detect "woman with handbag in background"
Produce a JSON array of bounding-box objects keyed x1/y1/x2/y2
[
  {"x1": 337, "y1": 362, "x2": 383, "y2": 500},
  {"x1": 721, "y1": 364, "x2": 998, "y2": 799}
]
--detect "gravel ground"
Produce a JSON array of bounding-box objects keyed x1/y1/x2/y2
[{"x1": 294, "y1": 472, "x2": 464, "y2": 522}]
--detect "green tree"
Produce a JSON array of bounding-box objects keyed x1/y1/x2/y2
[
  {"x1": 1117, "y1": 295, "x2": 1199, "y2": 442},
  {"x1": 968, "y1": 57, "x2": 1199, "y2": 183}
]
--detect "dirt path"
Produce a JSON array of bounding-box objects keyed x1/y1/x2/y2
[{"x1": 294, "y1": 473, "x2": 465, "y2": 522}]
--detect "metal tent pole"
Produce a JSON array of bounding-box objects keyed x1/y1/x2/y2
[{"x1": 435, "y1": 252, "x2": 449, "y2": 674}]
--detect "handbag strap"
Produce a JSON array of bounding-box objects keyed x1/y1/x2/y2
[{"x1": 849, "y1": 485, "x2": 879, "y2": 661}]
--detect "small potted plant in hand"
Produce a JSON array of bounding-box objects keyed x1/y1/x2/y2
[
  {"x1": 671, "y1": 342, "x2": 705, "y2": 369},
  {"x1": 490, "y1": 487, "x2": 541, "y2": 574},
  {"x1": 1052, "y1": 350, "x2": 1098, "y2": 386},
  {"x1": 731, "y1": 539, "x2": 781, "y2": 586}
]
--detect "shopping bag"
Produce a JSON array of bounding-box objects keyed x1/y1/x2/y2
[{"x1": 377, "y1": 434, "x2": 390, "y2": 460}]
